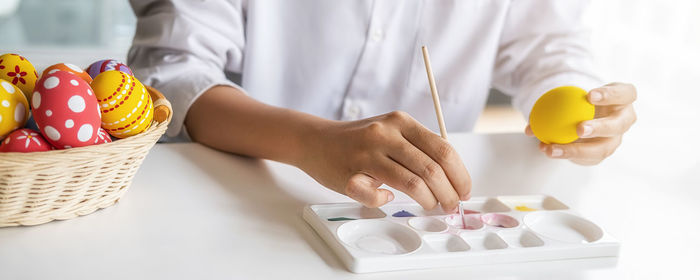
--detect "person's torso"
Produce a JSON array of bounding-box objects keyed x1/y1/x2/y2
[{"x1": 239, "y1": 0, "x2": 511, "y2": 132}]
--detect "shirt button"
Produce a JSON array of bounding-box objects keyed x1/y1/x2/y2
[
  {"x1": 371, "y1": 28, "x2": 384, "y2": 42},
  {"x1": 347, "y1": 105, "x2": 360, "y2": 119}
]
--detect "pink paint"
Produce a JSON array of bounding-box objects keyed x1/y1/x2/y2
[
  {"x1": 446, "y1": 214, "x2": 483, "y2": 230},
  {"x1": 481, "y1": 213, "x2": 519, "y2": 228}
]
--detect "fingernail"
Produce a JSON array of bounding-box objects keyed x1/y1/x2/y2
[
  {"x1": 551, "y1": 147, "x2": 563, "y2": 157},
  {"x1": 589, "y1": 91, "x2": 603, "y2": 102},
  {"x1": 387, "y1": 192, "x2": 395, "y2": 202},
  {"x1": 581, "y1": 124, "x2": 593, "y2": 137}
]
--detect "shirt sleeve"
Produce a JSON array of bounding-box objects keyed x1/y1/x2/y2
[
  {"x1": 492, "y1": 0, "x2": 603, "y2": 119},
  {"x1": 127, "y1": 0, "x2": 247, "y2": 140}
]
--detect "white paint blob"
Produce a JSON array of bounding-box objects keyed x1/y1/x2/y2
[
  {"x1": 65, "y1": 119, "x2": 74, "y2": 128},
  {"x1": 1, "y1": 100, "x2": 9, "y2": 107},
  {"x1": 45, "y1": 110, "x2": 52, "y2": 117},
  {"x1": 44, "y1": 125, "x2": 61, "y2": 141},
  {"x1": 32, "y1": 91, "x2": 41, "y2": 109},
  {"x1": 14, "y1": 103, "x2": 24, "y2": 122},
  {"x1": 70, "y1": 80, "x2": 79, "y2": 86},
  {"x1": 44, "y1": 76, "x2": 60, "y2": 89},
  {"x1": 77, "y1": 124, "x2": 93, "y2": 142},
  {"x1": 1, "y1": 81, "x2": 14, "y2": 93},
  {"x1": 67, "y1": 95, "x2": 86, "y2": 113}
]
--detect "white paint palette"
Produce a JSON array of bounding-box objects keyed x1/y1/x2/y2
[{"x1": 303, "y1": 195, "x2": 619, "y2": 273}]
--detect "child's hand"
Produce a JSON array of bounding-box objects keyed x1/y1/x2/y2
[
  {"x1": 526, "y1": 83, "x2": 637, "y2": 165},
  {"x1": 299, "y1": 111, "x2": 471, "y2": 212}
]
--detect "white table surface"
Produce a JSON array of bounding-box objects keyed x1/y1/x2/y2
[{"x1": 1, "y1": 132, "x2": 698, "y2": 279}]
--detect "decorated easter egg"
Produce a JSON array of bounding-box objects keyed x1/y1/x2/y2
[
  {"x1": 0, "y1": 80, "x2": 29, "y2": 139},
  {"x1": 0, "y1": 128, "x2": 52, "y2": 152},
  {"x1": 529, "y1": 86, "x2": 595, "y2": 144},
  {"x1": 0, "y1": 53, "x2": 38, "y2": 101},
  {"x1": 86, "y1": 59, "x2": 132, "y2": 79},
  {"x1": 91, "y1": 71, "x2": 153, "y2": 138},
  {"x1": 95, "y1": 127, "x2": 112, "y2": 144},
  {"x1": 42, "y1": 63, "x2": 93, "y2": 84},
  {"x1": 32, "y1": 71, "x2": 101, "y2": 149}
]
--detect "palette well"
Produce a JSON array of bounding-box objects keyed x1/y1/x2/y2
[{"x1": 303, "y1": 195, "x2": 619, "y2": 273}]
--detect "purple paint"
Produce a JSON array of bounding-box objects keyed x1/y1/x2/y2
[
  {"x1": 86, "y1": 59, "x2": 133, "y2": 78},
  {"x1": 392, "y1": 210, "x2": 416, "y2": 217}
]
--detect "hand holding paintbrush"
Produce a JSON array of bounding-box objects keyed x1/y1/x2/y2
[{"x1": 421, "y1": 46, "x2": 469, "y2": 225}]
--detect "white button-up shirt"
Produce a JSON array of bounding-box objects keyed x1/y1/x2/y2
[{"x1": 128, "y1": 0, "x2": 601, "y2": 139}]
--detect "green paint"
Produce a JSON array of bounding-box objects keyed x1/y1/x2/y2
[{"x1": 327, "y1": 217, "x2": 357, "y2": 221}]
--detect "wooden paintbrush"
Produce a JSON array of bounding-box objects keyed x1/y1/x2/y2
[{"x1": 421, "y1": 46, "x2": 465, "y2": 228}]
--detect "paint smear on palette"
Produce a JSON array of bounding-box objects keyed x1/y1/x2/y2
[
  {"x1": 462, "y1": 214, "x2": 484, "y2": 230},
  {"x1": 327, "y1": 217, "x2": 357, "y2": 221},
  {"x1": 462, "y1": 209, "x2": 481, "y2": 215},
  {"x1": 515, "y1": 205, "x2": 537, "y2": 212},
  {"x1": 481, "y1": 213, "x2": 519, "y2": 228},
  {"x1": 392, "y1": 210, "x2": 416, "y2": 217}
]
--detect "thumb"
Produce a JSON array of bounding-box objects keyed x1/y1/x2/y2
[{"x1": 344, "y1": 173, "x2": 395, "y2": 208}]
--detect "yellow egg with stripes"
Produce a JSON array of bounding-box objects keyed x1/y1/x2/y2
[{"x1": 91, "y1": 71, "x2": 153, "y2": 138}]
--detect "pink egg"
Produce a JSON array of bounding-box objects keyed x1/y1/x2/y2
[
  {"x1": 0, "y1": 128, "x2": 53, "y2": 152},
  {"x1": 32, "y1": 71, "x2": 101, "y2": 149},
  {"x1": 95, "y1": 127, "x2": 112, "y2": 144}
]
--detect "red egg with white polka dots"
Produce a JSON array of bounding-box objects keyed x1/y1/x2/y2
[
  {"x1": 32, "y1": 70, "x2": 101, "y2": 149},
  {"x1": 0, "y1": 128, "x2": 53, "y2": 152}
]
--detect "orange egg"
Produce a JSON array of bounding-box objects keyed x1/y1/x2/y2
[{"x1": 42, "y1": 63, "x2": 93, "y2": 84}]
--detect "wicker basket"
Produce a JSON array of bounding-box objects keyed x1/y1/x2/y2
[{"x1": 0, "y1": 86, "x2": 172, "y2": 227}]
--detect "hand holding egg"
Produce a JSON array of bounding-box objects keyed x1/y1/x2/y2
[{"x1": 526, "y1": 83, "x2": 637, "y2": 165}]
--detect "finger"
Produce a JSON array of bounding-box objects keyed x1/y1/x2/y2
[
  {"x1": 369, "y1": 156, "x2": 440, "y2": 210},
  {"x1": 400, "y1": 122, "x2": 471, "y2": 201},
  {"x1": 578, "y1": 106, "x2": 636, "y2": 138},
  {"x1": 525, "y1": 125, "x2": 534, "y2": 137},
  {"x1": 344, "y1": 173, "x2": 395, "y2": 208},
  {"x1": 588, "y1": 83, "x2": 637, "y2": 106},
  {"x1": 543, "y1": 137, "x2": 622, "y2": 165},
  {"x1": 387, "y1": 140, "x2": 460, "y2": 212}
]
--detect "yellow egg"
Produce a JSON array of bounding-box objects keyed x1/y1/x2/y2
[
  {"x1": 529, "y1": 86, "x2": 595, "y2": 144},
  {"x1": 0, "y1": 80, "x2": 30, "y2": 139},
  {"x1": 91, "y1": 71, "x2": 154, "y2": 138},
  {"x1": 0, "y1": 53, "x2": 38, "y2": 101}
]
